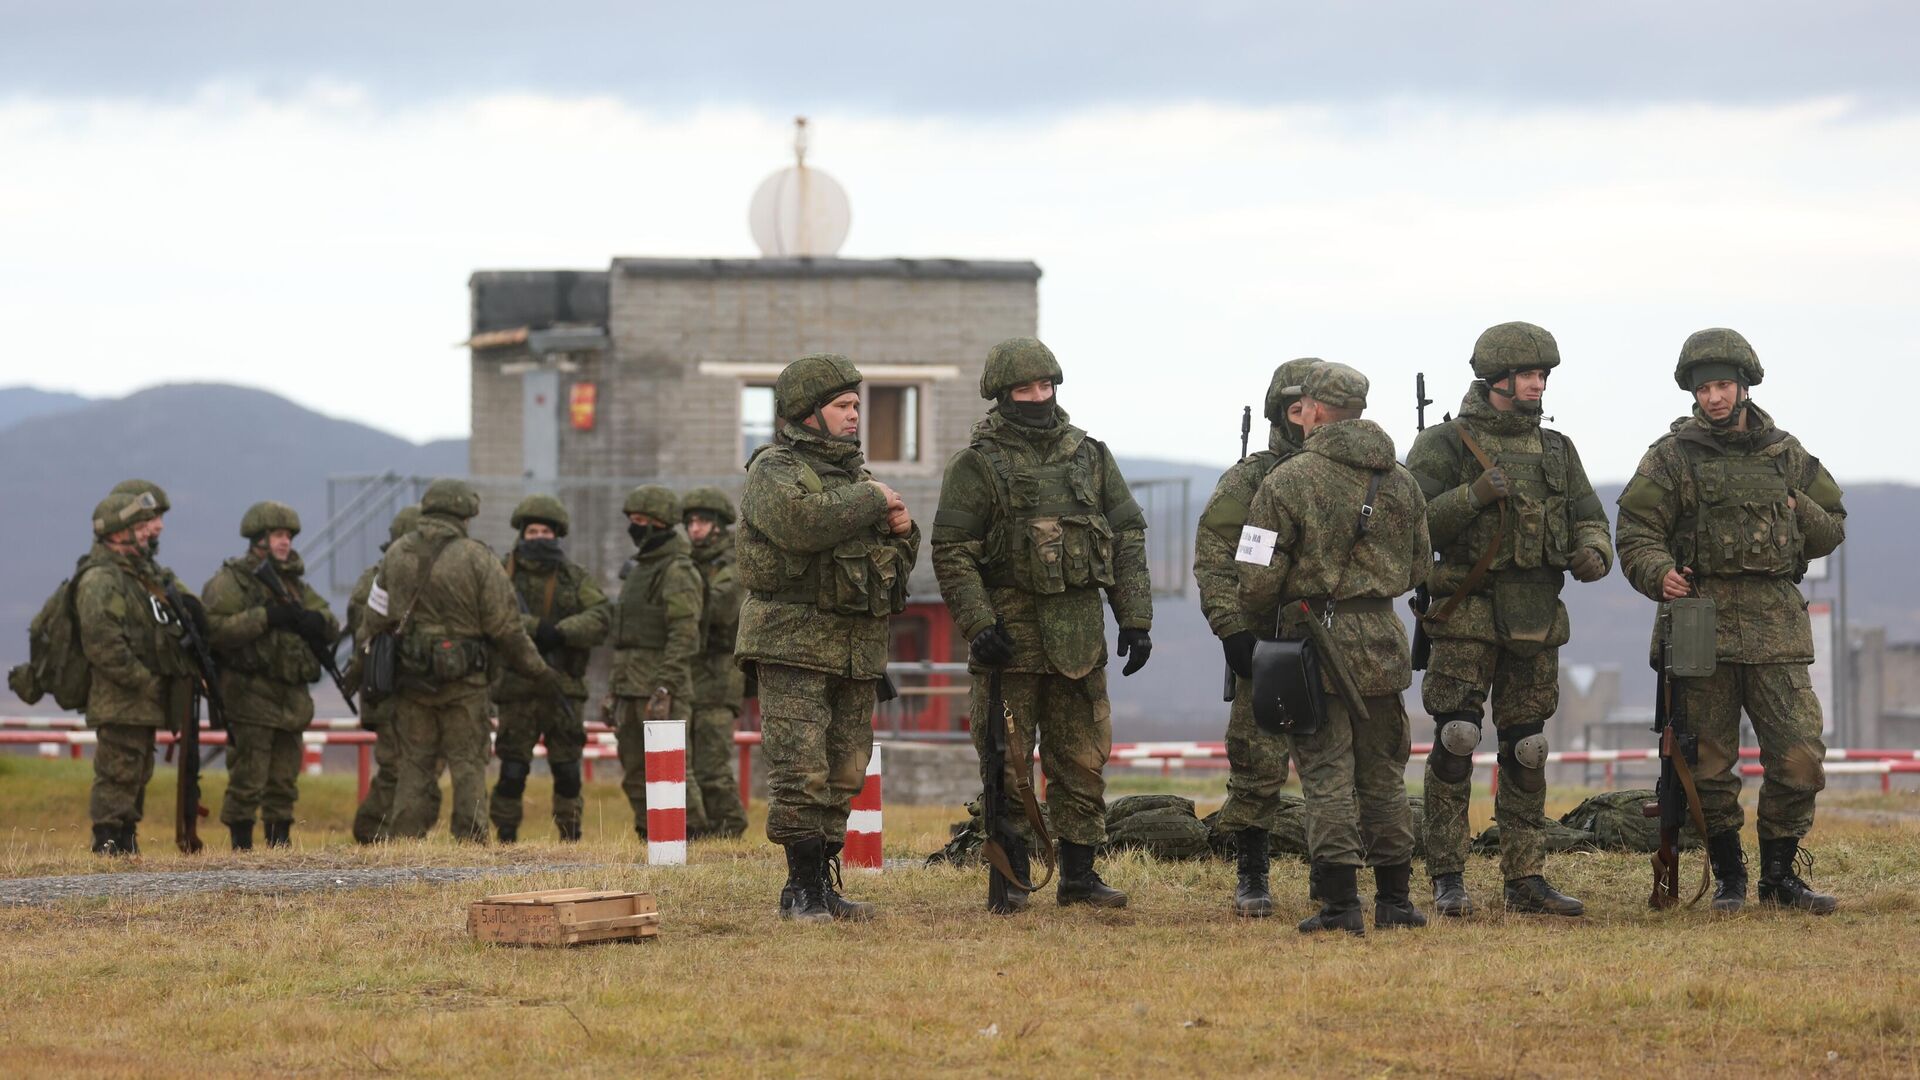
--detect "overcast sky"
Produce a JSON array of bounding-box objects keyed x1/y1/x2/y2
[{"x1": 2, "y1": 2, "x2": 1916, "y2": 483}]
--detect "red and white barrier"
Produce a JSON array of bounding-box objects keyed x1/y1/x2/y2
[
  {"x1": 844, "y1": 745, "x2": 883, "y2": 870},
  {"x1": 643, "y1": 719, "x2": 687, "y2": 866}
]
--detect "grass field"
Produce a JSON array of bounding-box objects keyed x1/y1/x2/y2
[{"x1": 2, "y1": 754, "x2": 1917, "y2": 1078}]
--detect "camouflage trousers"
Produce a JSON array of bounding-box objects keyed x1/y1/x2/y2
[
  {"x1": 489, "y1": 696, "x2": 588, "y2": 836},
  {"x1": 614, "y1": 695, "x2": 705, "y2": 839},
  {"x1": 352, "y1": 717, "x2": 444, "y2": 843},
  {"x1": 391, "y1": 692, "x2": 493, "y2": 843},
  {"x1": 1422, "y1": 639, "x2": 1558, "y2": 881},
  {"x1": 89, "y1": 723, "x2": 157, "y2": 828},
  {"x1": 1293, "y1": 692, "x2": 1415, "y2": 869},
  {"x1": 758, "y1": 664, "x2": 874, "y2": 847},
  {"x1": 220, "y1": 722, "x2": 303, "y2": 827},
  {"x1": 970, "y1": 668, "x2": 1112, "y2": 848},
  {"x1": 688, "y1": 703, "x2": 748, "y2": 838},
  {"x1": 1685, "y1": 662, "x2": 1827, "y2": 841},
  {"x1": 1215, "y1": 673, "x2": 1293, "y2": 834}
]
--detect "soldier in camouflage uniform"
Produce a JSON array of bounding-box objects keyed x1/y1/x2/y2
[
  {"x1": 489, "y1": 495, "x2": 610, "y2": 843},
  {"x1": 1237, "y1": 363, "x2": 1429, "y2": 935},
  {"x1": 737, "y1": 354, "x2": 919, "y2": 922},
  {"x1": 1616, "y1": 329, "x2": 1846, "y2": 914},
  {"x1": 607, "y1": 485, "x2": 706, "y2": 841},
  {"x1": 345, "y1": 505, "x2": 439, "y2": 843},
  {"x1": 933, "y1": 337, "x2": 1152, "y2": 911},
  {"x1": 201, "y1": 501, "x2": 340, "y2": 849},
  {"x1": 75, "y1": 490, "x2": 199, "y2": 855},
  {"x1": 683, "y1": 486, "x2": 749, "y2": 839},
  {"x1": 370, "y1": 478, "x2": 558, "y2": 842},
  {"x1": 1408, "y1": 323, "x2": 1612, "y2": 918},
  {"x1": 1194, "y1": 357, "x2": 1321, "y2": 917}
]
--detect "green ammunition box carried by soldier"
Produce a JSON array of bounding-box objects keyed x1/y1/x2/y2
[
  {"x1": 736, "y1": 354, "x2": 920, "y2": 923},
  {"x1": 488, "y1": 494, "x2": 610, "y2": 843},
  {"x1": 200, "y1": 500, "x2": 340, "y2": 850},
  {"x1": 933, "y1": 337, "x2": 1153, "y2": 912},
  {"x1": 1406, "y1": 322, "x2": 1613, "y2": 918},
  {"x1": 1236, "y1": 362, "x2": 1430, "y2": 935},
  {"x1": 345, "y1": 504, "x2": 440, "y2": 843},
  {"x1": 1193, "y1": 357, "x2": 1322, "y2": 918},
  {"x1": 682, "y1": 485, "x2": 750, "y2": 839},
  {"x1": 368, "y1": 478, "x2": 559, "y2": 842},
  {"x1": 1615, "y1": 329, "x2": 1846, "y2": 914},
  {"x1": 607, "y1": 484, "x2": 706, "y2": 841}
]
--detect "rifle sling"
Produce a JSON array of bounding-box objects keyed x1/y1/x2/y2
[
  {"x1": 1425, "y1": 426, "x2": 1506, "y2": 625},
  {"x1": 1670, "y1": 732, "x2": 1714, "y2": 907},
  {"x1": 982, "y1": 685, "x2": 1057, "y2": 892}
]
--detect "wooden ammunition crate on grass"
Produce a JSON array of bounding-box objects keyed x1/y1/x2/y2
[{"x1": 468, "y1": 888, "x2": 659, "y2": 946}]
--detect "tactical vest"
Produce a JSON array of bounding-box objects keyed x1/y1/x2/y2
[
  {"x1": 1450, "y1": 425, "x2": 1575, "y2": 573},
  {"x1": 975, "y1": 437, "x2": 1117, "y2": 595},
  {"x1": 506, "y1": 555, "x2": 591, "y2": 677},
  {"x1": 615, "y1": 554, "x2": 673, "y2": 650},
  {"x1": 737, "y1": 453, "x2": 908, "y2": 617},
  {"x1": 214, "y1": 559, "x2": 322, "y2": 685},
  {"x1": 1675, "y1": 440, "x2": 1802, "y2": 578},
  {"x1": 696, "y1": 551, "x2": 739, "y2": 654}
]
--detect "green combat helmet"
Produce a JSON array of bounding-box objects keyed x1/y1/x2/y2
[
  {"x1": 385, "y1": 504, "x2": 422, "y2": 549},
  {"x1": 1301, "y1": 362, "x2": 1370, "y2": 411},
  {"x1": 1471, "y1": 322, "x2": 1560, "y2": 408},
  {"x1": 421, "y1": 478, "x2": 481, "y2": 520},
  {"x1": 111, "y1": 479, "x2": 171, "y2": 515},
  {"x1": 980, "y1": 337, "x2": 1064, "y2": 400},
  {"x1": 1265, "y1": 358, "x2": 1323, "y2": 424},
  {"x1": 774, "y1": 353, "x2": 864, "y2": 439},
  {"x1": 623, "y1": 484, "x2": 680, "y2": 525},
  {"x1": 93, "y1": 491, "x2": 159, "y2": 539},
  {"x1": 240, "y1": 500, "x2": 302, "y2": 541},
  {"x1": 681, "y1": 485, "x2": 737, "y2": 527},
  {"x1": 1674, "y1": 328, "x2": 1764, "y2": 391},
  {"x1": 510, "y1": 494, "x2": 570, "y2": 538}
]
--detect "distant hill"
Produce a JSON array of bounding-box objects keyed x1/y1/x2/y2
[{"x1": 0, "y1": 387, "x2": 90, "y2": 432}]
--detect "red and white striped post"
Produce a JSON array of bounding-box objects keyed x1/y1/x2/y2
[
  {"x1": 643, "y1": 719, "x2": 688, "y2": 866},
  {"x1": 844, "y1": 745, "x2": 883, "y2": 870},
  {"x1": 302, "y1": 736, "x2": 324, "y2": 777}
]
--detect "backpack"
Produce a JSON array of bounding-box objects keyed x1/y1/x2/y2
[
  {"x1": 1104, "y1": 795, "x2": 1212, "y2": 861},
  {"x1": 6, "y1": 559, "x2": 98, "y2": 711},
  {"x1": 1558, "y1": 789, "x2": 1703, "y2": 853}
]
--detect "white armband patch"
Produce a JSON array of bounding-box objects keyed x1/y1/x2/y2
[
  {"x1": 1234, "y1": 525, "x2": 1277, "y2": 567},
  {"x1": 368, "y1": 578, "x2": 390, "y2": 616}
]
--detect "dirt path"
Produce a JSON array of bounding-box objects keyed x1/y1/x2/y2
[{"x1": 0, "y1": 862, "x2": 600, "y2": 906}]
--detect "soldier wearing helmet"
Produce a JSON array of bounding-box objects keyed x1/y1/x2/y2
[
  {"x1": 345, "y1": 504, "x2": 441, "y2": 842},
  {"x1": 200, "y1": 500, "x2": 340, "y2": 849},
  {"x1": 736, "y1": 353, "x2": 919, "y2": 922},
  {"x1": 933, "y1": 336, "x2": 1153, "y2": 912},
  {"x1": 1405, "y1": 322, "x2": 1613, "y2": 919},
  {"x1": 1616, "y1": 328, "x2": 1847, "y2": 914},
  {"x1": 1193, "y1": 358, "x2": 1320, "y2": 918},
  {"x1": 369, "y1": 478, "x2": 560, "y2": 842},
  {"x1": 681, "y1": 485, "x2": 749, "y2": 838},
  {"x1": 486, "y1": 494, "x2": 611, "y2": 843}
]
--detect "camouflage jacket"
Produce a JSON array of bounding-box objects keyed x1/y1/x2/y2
[
  {"x1": 369, "y1": 514, "x2": 550, "y2": 704},
  {"x1": 1195, "y1": 424, "x2": 1301, "y2": 639},
  {"x1": 1615, "y1": 402, "x2": 1845, "y2": 664},
  {"x1": 202, "y1": 549, "x2": 338, "y2": 730},
  {"x1": 691, "y1": 530, "x2": 745, "y2": 708},
  {"x1": 1405, "y1": 386, "x2": 1612, "y2": 647},
  {"x1": 1238, "y1": 419, "x2": 1429, "y2": 695},
  {"x1": 932, "y1": 408, "x2": 1152, "y2": 679},
  {"x1": 735, "y1": 423, "x2": 920, "y2": 680},
  {"x1": 607, "y1": 527, "x2": 703, "y2": 714},
  {"x1": 74, "y1": 543, "x2": 199, "y2": 728},
  {"x1": 345, "y1": 562, "x2": 393, "y2": 727},
  {"x1": 497, "y1": 548, "x2": 609, "y2": 702}
]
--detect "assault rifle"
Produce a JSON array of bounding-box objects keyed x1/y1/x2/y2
[
  {"x1": 981, "y1": 616, "x2": 1054, "y2": 913},
  {"x1": 1647, "y1": 587, "x2": 1714, "y2": 909},
  {"x1": 159, "y1": 579, "x2": 222, "y2": 854},
  {"x1": 253, "y1": 558, "x2": 356, "y2": 717},
  {"x1": 1223, "y1": 404, "x2": 1252, "y2": 702},
  {"x1": 1409, "y1": 373, "x2": 1435, "y2": 671}
]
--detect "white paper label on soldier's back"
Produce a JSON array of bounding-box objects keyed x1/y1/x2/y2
[
  {"x1": 369, "y1": 578, "x2": 390, "y2": 616},
  {"x1": 1235, "y1": 525, "x2": 1277, "y2": 566}
]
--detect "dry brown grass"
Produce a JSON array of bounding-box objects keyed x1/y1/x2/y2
[{"x1": 2, "y1": 756, "x2": 1917, "y2": 1078}]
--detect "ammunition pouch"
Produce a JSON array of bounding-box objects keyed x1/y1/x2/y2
[
  {"x1": 396, "y1": 632, "x2": 490, "y2": 691},
  {"x1": 1429, "y1": 710, "x2": 1482, "y2": 785},
  {"x1": 1491, "y1": 570, "x2": 1568, "y2": 659},
  {"x1": 1250, "y1": 637, "x2": 1325, "y2": 737}
]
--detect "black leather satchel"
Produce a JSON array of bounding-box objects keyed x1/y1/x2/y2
[{"x1": 1251, "y1": 637, "x2": 1326, "y2": 736}]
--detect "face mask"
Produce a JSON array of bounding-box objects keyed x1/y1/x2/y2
[
  {"x1": 1006, "y1": 397, "x2": 1057, "y2": 427},
  {"x1": 516, "y1": 537, "x2": 564, "y2": 563},
  {"x1": 629, "y1": 522, "x2": 672, "y2": 552}
]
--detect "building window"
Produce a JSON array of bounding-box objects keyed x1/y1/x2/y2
[
  {"x1": 865, "y1": 384, "x2": 922, "y2": 463},
  {"x1": 741, "y1": 384, "x2": 776, "y2": 461}
]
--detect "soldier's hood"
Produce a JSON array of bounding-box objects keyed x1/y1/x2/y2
[
  {"x1": 633, "y1": 523, "x2": 693, "y2": 564},
  {"x1": 1457, "y1": 383, "x2": 1540, "y2": 435},
  {"x1": 1303, "y1": 419, "x2": 1398, "y2": 471},
  {"x1": 417, "y1": 513, "x2": 470, "y2": 539},
  {"x1": 976, "y1": 406, "x2": 1087, "y2": 455},
  {"x1": 1674, "y1": 399, "x2": 1781, "y2": 450},
  {"x1": 1267, "y1": 423, "x2": 1301, "y2": 457},
  {"x1": 690, "y1": 529, "x2": 733, "y2": 565},
  {"x1": 773, "y1": 418, "x2": 867, "y2": 471}
]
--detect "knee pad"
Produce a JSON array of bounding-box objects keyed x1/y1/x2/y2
[
  {"x1": 551, "y1": 761, "x2": 583, "y2": 800},
  {"x1": 495, "y1": 759, "x2": 532, "y2": 799},
  {"x1": 1427, "y1": 711, "x2": 1482, "y2": 784},
  {"x1": 1499, "y1": 724, "x2": 1548, "y2": 794}
]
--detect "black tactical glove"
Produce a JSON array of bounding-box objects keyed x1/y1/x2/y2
[
  {"x1": 178, "y1": 593, "x2": 210, "y2": 636},
  {"x1": 266, "y1": 603, "x2": 303, "y2": 631},
  {"x1": 533, "y1": 621, "x2": 566, "y2": 653},
  {"x1": 1568, "y1": 547, "x2": 1607, "y2": 583},
  {"x1": 1117, "y1": 628, "x2": 1153, "y2": 676},
  {"x1": 970, "y1": 623, "x2": 1016, "y2": 668},
  {"x1": 1221, "y1": 631, "x2": 1256, "y2": 680},
  {"x1": 1468, "y1": 466, "x2": 1510, "y2": 508},
  {"x1": 295, "y1": 609, "x2": 331, "y2": 643}
]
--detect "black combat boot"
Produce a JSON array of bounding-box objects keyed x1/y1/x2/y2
[
  {"x1": 1233, "y1": 828, "x2": 1273, "y2": 918},
  {"x1": 555, "y1": 819, "x2": 582, "y2": 843},
  {"x1": 91, "y1": 824, "x2": 123, "y2": 856},
  {"x1": 229, "y1": 822, "x2": 254, "y2": 851},
  {"x1": 117, "y1": 823, "x2": 139, "y2": 856},
  {"x1": 264, "y1": 821, "x2": 291, "y2": 848},
  {"x1": 1707, "y1": 830, "x2": 1748, "y2": 914},
  {"x1": 1757, "y1": 837, "x2": 1837, "y2": 915},
  {"x1": 988, "y1": 839, "x2": 1032, "y2": 915},
  {"x1": 1297, "y1": 863, "x2": 1365, "y2": 935},
  {"x1": 1503, "y1": 875, "x2": 1585, "y2": 916},
  {"x1": 1432, "y1": 871, "x2": 1474, "y2": 917},
  {"x1": 496, "y1": 824, "x2": 518, "y2": 845},
  {"x1": 1056, "y1": 841, "x2": 1128, "y2": 908},
  {"x1": 1374, "y1": 863, "x2": 1427, "y2": 929},
  {"x1": 821, "y1": 841, "x2": 877, "y2": 921},
  {"x1": 780, "y1": 838, "x2": 831, "y2": 923}
]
